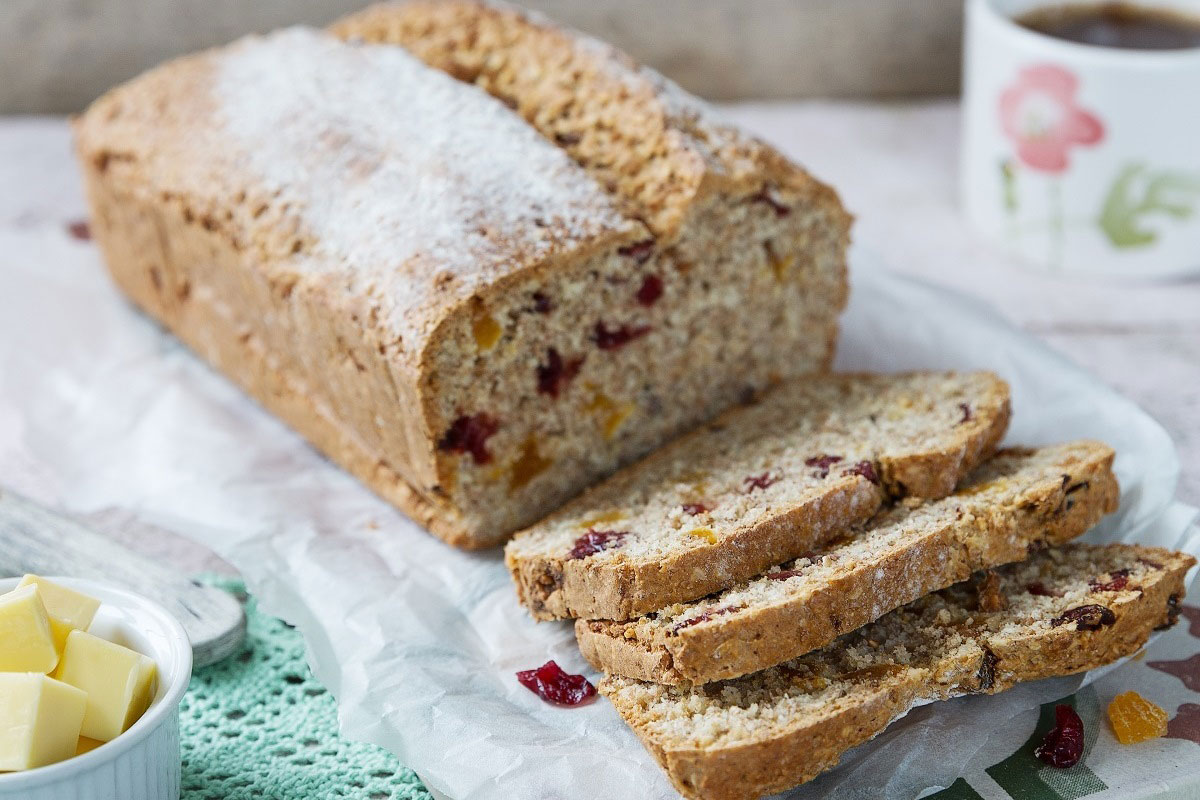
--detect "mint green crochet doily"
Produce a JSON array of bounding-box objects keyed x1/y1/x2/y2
[{"x1": 180, "y1": 579, "x2": 432, "y2": 800}]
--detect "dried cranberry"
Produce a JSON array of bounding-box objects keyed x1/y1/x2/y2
[
  {"x1": 671, "y1": 606, "x2": 737, "y2": 633},
  {"x1": 516, "y1": 660, "x2": 596, "y2": 706},
  {"x1": 636, "y1": 275, "x2": 664, "y2": 306},
  {"x1": 743, "y1": 472, "x2": 779, "y2": 493},
  {"x1": 768, "y1": 569, "x2": 804, "y2": 582},
  {"x1": 554, "y1": 131, "x2": 582, "y2": 146},
  {"x1": 67, "y1": 220, "x2": 91, "y2": 241},
  {"x1": 842, "y1": 460, "x2": 880, "y2": 485},
  {"x1": 536, "y1": 348, "x2": 584, "y2": 397},
  {"x1": 805, "y1": 454, "x2": 843, "y2": 478},
  {"x1": 618, "y1": 239, "x2": 655, "y2": 264},
  {"x1": 592, "y1": 321, "x2": 651, "y2": 350},
  {"x1": 681, "y1": 503, "x2": 710, "y2": 516},
  {"x1": 1089, "y1": 569, "x2": 1131, "y2": 593},
  {"x1": 1027, "y1": 582, "x2": 1064, "y2": 598},
  {"x1": 750, "y1": 187, "x2": 791, "y2": 217},
  {"x1": 1051, "y1": 604, "x2": 1116, "y2": 631},
  {"x1": 959, "y1": 402, "x2": 973, "y2": 424},
  {"x1": 437, "y1": 413, "x2": 499, "y2": 465},
  {"x1": 1034, "y1": 704, "x2": 1085, "y2": 768},
  {"x1": 531, "y1": 292, "x2": 553, "y2": 313},
  {"x1": 567, "y1": 529, "x2": 629, "y2": 560}
]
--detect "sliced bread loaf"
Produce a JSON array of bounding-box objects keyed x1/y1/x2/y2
[
  {"x1": 602, "y1": 543, "x2": 1195, "y2": 800},
  {"x1": 506, "y1": 371, "x2": 1010, "y2": 620},
  {"x1": 578, "y1": 440, "x2": 1118, "y2": 684}
]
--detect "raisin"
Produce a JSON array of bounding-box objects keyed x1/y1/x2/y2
[
  {"x1": 743, "y1": 472, "x2": 779, "y2": 493},
  {"x1": 1108, "y1": 690, "x2": 1168, "y2": 744},
  {"x1": 437, "y1": 413, "x2": 500, "y2": 465},
  {"x1": 536, "y1": 348, "x2": 584, "y2": 397},
  {"x1": 671, "y1": 605, "x2": 738, "y2": 633},
  {"x1": 531, "y1": 292, "x2": 553, "y2": 313},
  {"x1": 592, "y1": 321, "x2": 652, "y2": 350},
  {"x1": 636, "y1": 274, "x2": 664, "y2": 306},
  {"x1": 977, "y1": 648, "x2": 999, "y2": 691},
  {"x1": 1156, "y1": 594, "x2": 1181, "y2": 630},
  {"x1": 681, "y1": 503, "x2": 711, "y2": 516},
  {"x1": 1027, "y1": 582, "x2": 1064, "y2": 598},
  {"x1": 805, "y1": 454, "x2": 843, "y2": 478},
  {"x1": 67, "y1": 220, "x2": 92, "y2": 241},
  {"x1": 1051, "y1": 604, "x2": 1116, "y2": 631},
  {"x1": 1089, "y1": 569, "x2": 1131, "y2": 592},
  {"x1": 1035, "y1": 704, "x2": 1086, "y2": 768},
  {"x1": 618, "y1": 239, "x2": 655, "y2": 264},
  {"x1": 750, "y1": 187, "x2": 791, "y2": 217},
  {"x1": 959, "y1": 402, "x2": 973, "y2": 424},
  {"x1": 841, "y1": 460, "x2": 880, "y2": 485},
  {"x1": 554, "y1": 131, "x2": 582, "y2": 146},
  {"x1": 516, "y1": 660, "x2": 596, "y2": 706},
  {"x1": 567, "y1": 529, "x2": 629, "y2": 560}
]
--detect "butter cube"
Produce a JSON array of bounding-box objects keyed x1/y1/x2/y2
[
  {"x1": 55, "y1": 630, "x2": 157, "y2": 742},
  {"x1": 0, "y1": 673, "x2": 87, "y2": 771},
  {"x1": 17, "y1": 575, "x2": 101, "y2": 653},
  {"x1": 74, "y1": 736, "x2": 105, "y2": 756},
  {"x1": 0, "y1": 585, "x2": 59, "y2": 673}
]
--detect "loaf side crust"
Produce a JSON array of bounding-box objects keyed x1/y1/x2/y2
[{"x1": 578, "y1": 441, "x2": 1120, "y2": 684}]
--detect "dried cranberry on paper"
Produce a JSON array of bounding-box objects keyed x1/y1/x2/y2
[
  {"x1": 1034, "y1": 704, "x2": 1086, "y2": 768},
  {"x1": 516, "y1": 661, "x2": 596, "y2": 706}
]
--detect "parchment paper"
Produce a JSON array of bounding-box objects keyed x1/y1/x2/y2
[{"x1": 1, "y1": 232, "x2": 1196, "y2": 800}]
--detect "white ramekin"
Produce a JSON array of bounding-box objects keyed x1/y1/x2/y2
[{"x1": 0, "y1": 576, "x2": 192, "y2": 800}]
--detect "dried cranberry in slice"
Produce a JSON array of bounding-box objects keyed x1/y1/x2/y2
[
  {"x1": 1027, "y1": 582, "x2": 1064, "y2": 598},
  {"x1": 437, "y1": 413, "x2": 500, "y2": 465},
  {"x1": 1089, "y1": 569, "x2": 1131, "y2": 592},
  {"x1": 768, "y1": 569, "x2": 804, "y2": 582},
  {"x1": 536, "y1": 348, "x2": 584, "y2": 397},
  {"x1": 1051, "y1": 604, "x2": 1117, "y2": 631},
  {"x1": 1034, "y1": 704, "x2": 1086, "y2": 768},
  {"x1": 636, "y1": 274, "x2": 664, "y2": 306},
  {"x1": 567, "y1": 529, "x2": 629, "y2": 560},
  {"x1": 516, "y1": 661, "x2": 596, "y2": 706},
  {"x1": 681, "y1": 503, "x2": 710, "y2": 516},
  {"x1": 592, "y1": 321, "x2": 652, "y2": 350},
  {"x1": 531, "y1": 291, "x2": 553, "y2": 313},
  {"x1": 805, "y1": 454, "x2": 843, "y2": 478},
  {"x1": 618, "y1": 239, "x2": 656, "y2": 264},
  {"x1": 743, "y1": 472, "x2": 779, "y2": 493},
  {"x1": 842, "y1": 460, "x2": 880, "y2": 485},
  {"x1": 671, "y1": 606, "x2": 738, "y2": 633},
  {"x1": 959, "y1": 402, "x2": 973, "y2": 424}
]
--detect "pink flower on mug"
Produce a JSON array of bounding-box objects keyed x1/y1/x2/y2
[{"x1": 999, "y1": 64, "x2": 1104, "y2": 173}]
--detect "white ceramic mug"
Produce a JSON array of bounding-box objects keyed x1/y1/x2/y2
[{"x1": 962, "y1": 0, "x2": 1200, "y2": 279}]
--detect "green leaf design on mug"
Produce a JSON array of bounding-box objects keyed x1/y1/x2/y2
[{"x1": 1098, "y1": 163, "x2": 1200, "y2": 248}]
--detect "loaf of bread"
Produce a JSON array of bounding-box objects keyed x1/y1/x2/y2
[
  {"x1": 74, "y1": 2, "x2": 850, "y2": 549},
  {"x1": 578, "y1": 440, "x2": 1118, "y2": 685},
  {"x1": 602, "y1": 543, "x2": 1195, "y2": 800},
  {"x1": 506, "y1": 371, "x2": 1011, "y2": 621}
]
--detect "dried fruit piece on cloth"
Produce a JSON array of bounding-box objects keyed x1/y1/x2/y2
[
  {"x1": 1035, "y1": 704, "x2": 1086, "y2": 768},
  {"x1": 1108, "y1": 690, "x2": 1168, "y2": 744}
]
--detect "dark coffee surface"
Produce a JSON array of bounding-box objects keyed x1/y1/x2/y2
[{"x1": 1017, "y1": 2, "x2": 1200, "y2": 49}]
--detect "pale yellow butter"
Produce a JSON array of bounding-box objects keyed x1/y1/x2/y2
[
  {"x1": 55, "y1": 630, "x2": 158, "y2": 742},
  {"x1": 17, "y1": 575, "x2": 101, "y2": 653},
  {"x1": 0, "y1": 584, "x2": 59, "y2": 673},
  {"x1": 0, "y1": 673, "x2": 87, "y2": 771},
  {"x1": 74, "y1": 736, "x2": 105, "y2": 756}
]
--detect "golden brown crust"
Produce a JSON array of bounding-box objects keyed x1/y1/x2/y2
[
  {"x1": 602, "y1": 545, "x2": 1196, "y2": 800},
  {"x1": 577, "y1": 441, "x2": 1119, "y2": 684}
]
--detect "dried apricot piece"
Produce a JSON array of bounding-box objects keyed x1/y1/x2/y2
[{"x1": 1108, "y1": 691, "x2": 1168, "y2": 744}]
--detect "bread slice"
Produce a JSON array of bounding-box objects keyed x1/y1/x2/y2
[
  {"x1": 602, "y1": 543, "x2": 1195, "y2": 800},
  {"x1": 76, "y1": 5, "x2": 851, "y2": 550},
  {"x1": 578, "y1": 441, "x2": 1118, "y2": 684},
  {"x1": 506, "y1": 371, "x2": 1010, "y2": 620}
]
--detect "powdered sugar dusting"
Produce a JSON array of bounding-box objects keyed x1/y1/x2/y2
[{"x1": 215, "y1": 28, "x2": 634, "y2": 338}]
